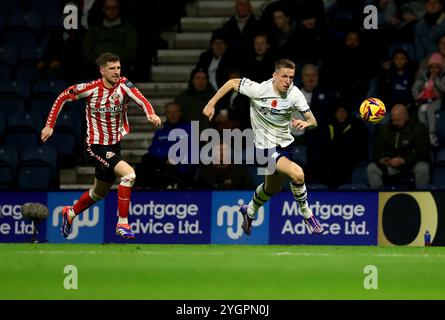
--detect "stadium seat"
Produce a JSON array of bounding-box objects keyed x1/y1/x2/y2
[
  {"x1": 292, "y1": 144, "x2": 307, "y2": 167},
  {"x1": 436, "y1": 111, "x2": 445, "y2": 147},
  {"x1": 4, "y1": 32, "x2": 38, "y2": 53},
  {"x1": 432, "y1": 167, "x2": 445, "y2": 189},
  {"x1": 47, "y1": 110, "x2": 81, "y2": 168},
  {"x1": 337, "y1": 183, "x2": 369, "y2": 190},
  {"x1": 351, "y1": 163, "x2": 369, "y2": 185},
  {"x1": 32, "y1": 79, "x2": 66, "y2": 100},
  {"x1": 19, "y1": 46, "x2": 44, "y2": 65},
  {"x1": 0, "y1": 64, "x2": 11, "y2": 80},
  {"x1": 7, "y1": 12, "x2": 42, "y2": 33},
  {"x1": 0, "y1": 80, "x2": 30, "y2": 100},
  {"x1": 0, "y1": 45, "x2": 18, "y2": 66},
  {"x1": 0, "y1": 145, "x2": 18, "y2": 189},
  {"x1": 15, "y1": 64, "x2": 39, "y2": 83},
  {"x1": 0, "y1": 98, "x2": 25, "y2": 119},
  {"x1": 29, "y1": 0, "x2": 61, "y2": 21},
  {"x1": 19, "y1": 145, "x2": 57, "y2": 178},
  {"x1": 4, "y1": 111, "x2": 42, "y2": 150},
  {"x1": 17, "y1": 166, "x2": 52, "y2": 190}
]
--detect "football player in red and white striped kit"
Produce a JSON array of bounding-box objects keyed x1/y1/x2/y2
[{"x1": 41, "y1": 52, "x2": 161, "y2": 239}]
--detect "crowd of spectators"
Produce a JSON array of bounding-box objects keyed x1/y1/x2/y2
[
  {"x1": 142, "y1": 0, "x2": 445, "y2": 191},
  {"x1": 2, "y1": 0, "x2": 445, "y2": 191}
]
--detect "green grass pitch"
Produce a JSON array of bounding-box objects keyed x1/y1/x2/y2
[{"x1": 1, "y1": 244, "x2": 445, "y2": 300}]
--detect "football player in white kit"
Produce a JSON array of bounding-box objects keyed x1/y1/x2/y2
[{"x1": 203, "y1": 59, "x2": 324, "y2": 235}]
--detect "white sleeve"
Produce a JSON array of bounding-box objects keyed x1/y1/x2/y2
[
  {"x1": 292, "y1": 90, "x2": 311, "y2": 113},
  {"x1": 238, "y1": 78, "x2": 263, "y2": 99}
]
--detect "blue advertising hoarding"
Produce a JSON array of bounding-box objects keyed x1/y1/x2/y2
[
  {"x1": 211, "y1": 191, "x2": 269, "y2": 244},
  {"x1": 269, "y1": 192, "x2": 378, "y2": 245},
  {"x1": 0, "y1": 192, "x2": 47, "y2": 243},
  {"x1": 103, "y1": 191, "x2": 212, "y2": 244},
  {"x1": 46, "y1": 192, "x2": 105, "y2": 243}
]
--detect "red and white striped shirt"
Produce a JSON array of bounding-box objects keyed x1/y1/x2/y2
[{"x1": 46, "y1": 77, "x2": 155, "y2": 145}]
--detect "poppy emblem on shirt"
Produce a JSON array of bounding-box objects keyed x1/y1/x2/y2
[{"x1": 271, "y1": 100, "x2": 278, "y2": 108}]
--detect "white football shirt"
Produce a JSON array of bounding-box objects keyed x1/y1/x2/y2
[{"x1": 238, "y1": 78, "x2": 311, "y2": 148}]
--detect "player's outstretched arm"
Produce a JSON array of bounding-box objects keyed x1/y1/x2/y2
[{"x1": 202, "y1": 78, "x2": 241, "y2": 121}]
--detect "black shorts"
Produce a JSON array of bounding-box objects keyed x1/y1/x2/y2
[{"x1": 86, "y1": 143, "x2": 122, "y2": 184}]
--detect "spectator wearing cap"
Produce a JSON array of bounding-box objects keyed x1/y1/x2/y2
[
  {"x1": 221, "y1": 0, "x2": 260, "y2": 55},
  {"x1": 414, "y1": 0, "x2": 445, "y2": 62},
  {"x1": 196, "y1": 29, "x2": 238, "y2": 91},
  {"x1": 174, "y1": 68, "x2": 216, "y2": 131},
  {"x1": 412, "y1": 52, "x2": 445, "y2": 146}
]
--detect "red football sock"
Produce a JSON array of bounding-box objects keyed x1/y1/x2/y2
[
  {"x1": 118, "y1": 185, "x2": 132, "y2": 220},
  {"x1": 73, "y1": 190, "x2": 97, "y2": 215}
]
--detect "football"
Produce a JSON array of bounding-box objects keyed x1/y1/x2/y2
[{"x1": 359, "y1": 98, "x2": 386, "y2": 124}]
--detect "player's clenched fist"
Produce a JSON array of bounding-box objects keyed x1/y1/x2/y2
[
  {"x1": 202, "y1": 103, "x2": 215, "y2": 121},
  {"x1": 148, "y1": 114, "x2": 162, "y2": 127},
  {"x1": 41, "y1": 126, "x2": 53, "y2": 143}
]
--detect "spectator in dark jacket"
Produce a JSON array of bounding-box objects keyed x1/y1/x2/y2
[
  {"x1": 367, "y1": 103, "x2": 431, "y2": 189},
  {"x1": 241, "y1": 33, "x2": 276, "y2": 82},
  {"x1": 308, "y1": 103, "x2": 368, "y2": 188},
  {"x1": 175, "y1": 68, "x2": 216, "y2": 131},
  {"x1": 196, "y1": 29, "x2": 237, "y2": 91},
  {"x1": 221, "y1": 0, "x2": 260, "y2": 55},
  {"x1": 379, "y1": 48, "x2": 417, "y2": 108}
]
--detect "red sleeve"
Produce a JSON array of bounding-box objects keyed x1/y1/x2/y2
[
  {"x1": 45, "y1": 86, "x2": 76, "y2": 128},
  {"x1": 45, "y1": 81, "x2": 98, "y2": 128},
  {"x1": 120, "y1": 78, "x2": 155, "y2": 116}
]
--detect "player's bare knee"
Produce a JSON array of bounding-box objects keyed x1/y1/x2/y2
[
  {"x1": 289, "y1": 168, "x2": 305, "y2": 185},
  {"x1": 120, "y1": 173, "x2": 136, "y2": 187}
]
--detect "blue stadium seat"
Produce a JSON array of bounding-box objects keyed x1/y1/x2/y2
[
  {"x1": 7, "y1": 12, "x2": 42, "y2": 33},
  {"x1": 337, "y1": 183, "x2": 369, "y2": 190},
  {"x1": 4, "y1": 111, "x2": 42, "y2": 150},
  {"x1": 19, "y1": 46, "x2": 44, "y2": 65},
  {"x1": 17, "y1": 166, "x2": 52, "y2": 190},
  {"x1": 4, "y1": 32, "x2": 38, "y2": 52},
  {"x1": 0, "y1": 98, "x2": 25, "y2": 119},
  {"x1": 15, "y1": 64, "x2": 39, "y2": 83},
  {"x1": 436, "y1": 111, "x2": 445, "y2": 147},
  {"x1": 0, "y1": 80, "x2": 30, "y2": 100},
  {"x1": 29, "y1": 0, "x2": 61, "y2": 20},
  {"x1": 292, "y1": 144, "x2": 307, "y2": 167},
  {"x1": 0, "y1": 45, "x2": 18, "y2": 66},
  {"x1": 32, "y1": 79, "x2": 66, "y2": 100},
  {"x1": 432, "y1": 167, "x2": 445, "y2": 189},
  {"x1": 29, "y1": 98, "x2": 53, "y2": 121},
  {"x1": 20, "y1": 145, "x2": 57, "y2": 177},
  {"x1": 0, "y1": 145, "x2": 18, "y2": 189},
  {"x1": 0, "y1": 64, "x2": 11, "y2": 80}
]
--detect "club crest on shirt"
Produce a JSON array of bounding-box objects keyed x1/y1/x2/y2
[
  {"x1": 76, "y1": 83, "x2": 86, "y2": 91},
  {"x1": 106, "y1": 151, "x2": 115, "y2": 159},
  {"x1": 110, "y1": 92, "x2": 120, "y2": 105}
]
